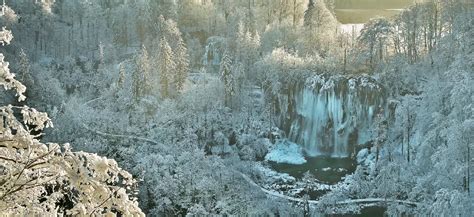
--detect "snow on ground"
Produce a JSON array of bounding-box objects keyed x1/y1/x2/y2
[
  {"x1": 253, "y1": 161, "x2": 341, "y2": 200},
  {"x1": 255, "y1": 163, "x2": 296, "y2": 184},
  {"x1": 356, "y1": 148, "x2": 376, "y2": 172},
  {"x1": 356, "y1": 148, "x2": 369, "y2": 164},
  {"x1": 265, "y1": 140, "x2": 307, "y2": 165}
]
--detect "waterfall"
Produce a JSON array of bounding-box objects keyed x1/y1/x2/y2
[
  {"x1": 279, "y1": 74, "x2": 386, "y2": 158},
  {"x1": 202, "y1": 36, "x2": 225, "y2": 69}
]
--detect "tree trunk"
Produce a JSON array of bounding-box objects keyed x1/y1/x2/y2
[
  {"x1": 433, "y1": 1, "x2": 438, "y2": 49},
  {"x1": 413, "y1": 12, "x2": 418, "y2": 63},
  {"x1": 292, "y1": 0, "x2": 297, "y2": 27},
  {"x1": 407, "y1": 105, "x2": 411, "y2": 163},
  {"x1": 467, "y1": 134, "x2": 470, "y2": 194},
  {"x1": 379, "y1": 40, "x2": 383, "y2": 62},
  {"x1": 369, "y1": 43, "x2": 374, "y2": 68},
  {"x1": 343, "y1": 48, "x2": 347, "y2": 71},
  {"x1": 376, "y1": 143, "x2": 380, "y2": 163}
]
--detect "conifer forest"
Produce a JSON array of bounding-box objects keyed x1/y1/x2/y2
[{"x1": 0, "y1": 0, "x2": 472, "y2": 216}]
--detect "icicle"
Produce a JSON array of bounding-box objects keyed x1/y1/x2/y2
[{"x1": 286, "y1": 75, "x2": 385, "y2": 158}]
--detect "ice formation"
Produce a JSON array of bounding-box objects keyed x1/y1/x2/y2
[{"x1": 275, "y1": 74, "x2": 386, "y2": 157}]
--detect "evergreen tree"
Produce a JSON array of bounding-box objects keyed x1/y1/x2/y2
[
  {"x1": 303, "y1": 0, "x2": 315, "y2": 30},
  {"x1": 117, "y1": 62, "x2": 126, "y2": 88},
  {"x1": 220, "y1": 51, "x2": 235, "y2": 107},
  {"x1": 18, "y1": 49, "x2": 33, "y2": 86},
  {"x1": 155, "y1": 16, "x2": 189, "y2": 94},
  {"x1": 235, "y1": 23, "x2": 260, "y2": 80},
  {"x1": 174, "y1": 38, "x2": 189, "y2": 92},
  {"x1": 158, "y1": 37, "x2": 176, "y2": 98},
  {"x1": 303, "y1": 0, "x2": 335, "y2": 32},
  {"x1": 132, "y1": 45, "x2": 151, "y2": 101},
  {"x1": 232, "y1": 62, "x2": 245, "y2": 95},
  {"x1": 302, "y1": 0, "x2": 338, "y2": 55}
]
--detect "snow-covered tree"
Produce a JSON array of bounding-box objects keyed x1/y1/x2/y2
[
  {"x1": 1, "y1": 1, "x2": 472, "y2": 216},
  {"x1": 18, "y1": 49, "x2": 33, "y2": 86},
  {"x1": 0, "y1": 105, "x2": 144, "y2": 215},
  {"x1": 220, "y1": 51, "x2": 235, "y2": 107},
  {"x1": 154, "y1": 16, "x2": 189, "y2": 94},
  {"x1": 372, "y1": 108, "x2": 387, "y2": 164},
  {"x1": 0, "y1": 4, "x2": 144, "y2": 215},
  {"x1": 0, "y1": 34, "x2": 25, "y2": 100},
  {"x1": 158, "y1": 37, "x2": 176, "y2": 98},
  {"x1": 235, "y1": 22, "x2": 261, "y2": 80},
  {"x1": 302, "y1": 0, "x2": 338, "y2": 55},
  {"x1": 303, "y1": 0, "x2": 335, "y2": 32},
  {"x1": 133, "y1": 45, "x2": 152, "y2": 101},
  {"x1": 358, "y1": 18, "x2": 394, "y2": 68},
  {"x1": 174, "y1": 37, "x2": 189, "y2": 92}
]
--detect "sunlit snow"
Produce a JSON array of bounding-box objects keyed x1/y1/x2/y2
[{"x1": 265, "y1": 140, "x2": 307, "y2": 165}]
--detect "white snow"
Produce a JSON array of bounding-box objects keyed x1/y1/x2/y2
[
  {"x1": 356, "y1": 148, "x2": 376, "y2": 172},
  {"x1": 254, "y1": 163, "x2": 296, "y2": 184},
  {"x1": 265, "y1": 140, "x2": 307, "y2": 165},
  {"x1": 356, "y1": 148, "x2": 369, "y2": 164}
]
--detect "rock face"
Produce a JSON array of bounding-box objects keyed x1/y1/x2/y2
[{"x1": 274, "y1": 74, "x2": 386, "y2": 157}]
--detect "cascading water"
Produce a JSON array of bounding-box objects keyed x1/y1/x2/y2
[
  {"x1": 276, "y1": 74, "x2": 386, "y2": 158},
  {"x1": 202, "y1": 36, "x2": 225, "y2": 71}
]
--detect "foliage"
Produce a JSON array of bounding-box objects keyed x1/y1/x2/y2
[
  {"x1": 357, "y1": 18, "x2": 394, "y2": 68},
  {"x1": 2, "y1": 0, "x2": 472, "y2": 216},
  {"x1": 0, "y1": 4, "x2": 144, "y2": 216}
]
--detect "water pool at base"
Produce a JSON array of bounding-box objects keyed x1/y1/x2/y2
[
  {"x1": 329, "y1": 206, "x2": 386, "y2": 217},
  {"x1": 268, "y1": 156, "x2": 387, "y2": 216},
  {"x1": 268, "y1": 156, "x2": 357, "y2": 184}
]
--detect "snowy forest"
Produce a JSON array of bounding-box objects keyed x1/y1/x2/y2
[{"x1": 0, "y1": 0, "x2": 472, "y2": 216}]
